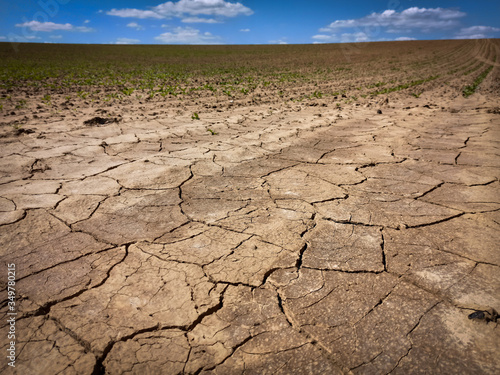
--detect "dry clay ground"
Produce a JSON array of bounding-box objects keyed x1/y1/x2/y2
[{"x1": 1, "y1": 68, "x2": 500, "y2": 373}]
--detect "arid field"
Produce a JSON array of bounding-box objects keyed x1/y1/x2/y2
[{"x1": 1, "y1": 39, "x2": 499, "y2": 374}]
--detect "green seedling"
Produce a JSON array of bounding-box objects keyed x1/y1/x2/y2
[
  {"x1": 206, "y1": 128, "x2": 217, "y2": 135},
  {"x1": 192, "y1": 112, "x2": 200, "y2": 120},
  {"x1": 15, "y1": 99, "x2": 26, "y2": 109},
  {"x1": 122, "y1": 88, "x2": 134, "y2": 96},
  {"x1": 42, "y1": 94, "x2": 51, "y2": 104}
]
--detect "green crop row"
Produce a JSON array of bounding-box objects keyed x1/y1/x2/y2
[
  {"x1": 370, "y1": 75, "x2": 440, "y2": 95},
  {"x1": 463, "y1": 65, "x2": 494, "y2": 97}
]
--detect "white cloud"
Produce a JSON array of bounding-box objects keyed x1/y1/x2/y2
[
  {"x1": 84, "y1": 20, "x2": 90, "y2": 24},
  {"x1": 154, "y1": 0, "x2": 253, "y2": 17},
  {"x1": 16, "y1": 21, "x2": 73, "y2": 32},
  {"x1": 107, "y1": 8, "x2": 164, "y2": 19},
  {"x1": 25, "y1": 35, "x2": 41, "y2": 40},
  {"x1": 116, "y1": 37, "x2": 140, "y2": 44},
  {"x1": 320, "y1": 7, "x2": 465, "y2": 33},
  {"x1": 181, "y1": 17, "x2": 220, "y2": 23},
  {"x1": 341, "y1": 32, "x2": 369, "y2": 43},
  {"x1": 268, "y1": 38, "x2": 288, "y2": 45},
  {"x1": 127, "y1": 22, "x2": 144, "y2": 30},
  {"x1": 15, "y1": 21, "x2": 94, "y2": 32},
  {"x1": 49, "y1": 35, "x2": 63, "y2": 39},
  {"x1": 74, "y1": 26, "x2": 94, "y2": 32},
  {"x1": 395, "y1": 36, "x2": 416, "y2": 41},
  {"x1": 107, "y1": 0, "x2": 253, "y2": 20},
  {"x1": 312, "y1": 32, "x2": 368, "y2": 43},
  {"x1": 312, "y1": 34, "x2": 335, "y2": 41},
  {"x1": 154, "y1": 26, "x2": 221, "y2": 44},
  {"x1": 0, "y1": 36, "x2": 6, "y2": 40},
  {"x1": 454, "y1": 25, "x2": 500, "y2": 39},
  {"x1": 239, "y1": 28, "x2": 250, "y2": 32}
]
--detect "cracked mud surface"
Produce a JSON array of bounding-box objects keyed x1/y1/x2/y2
[{"x1": 2, "y1": 64, "x2": 500, "y2": 374}]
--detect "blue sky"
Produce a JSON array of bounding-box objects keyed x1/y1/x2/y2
[{"x1": 1, "y1": 0, "x2": 499, "y2": 45}]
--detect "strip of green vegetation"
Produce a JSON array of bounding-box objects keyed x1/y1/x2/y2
[
  {"x1": 463, "y1": 65, "x2": 494, "y2": 97},
  {"x1": 463, "y1": 63, "x2": 484, "y2": 76},
  {"x1": 370, "y1": 75, "x2": 439, "y2": 95}
]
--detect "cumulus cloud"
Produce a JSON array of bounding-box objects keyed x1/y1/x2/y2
[
  {"x1": 312, "y1": 32, "x2": 369, "y2": 43},
  {"x1": 154, "y1": 26, "x2": 221, "y2": 44},
  {"x1": 395, "y1": 36, "x2": 416, "y2": 41},
  {"x1": 127, "y1": 22, "x2": 144, "y2": 30},
  {"x1": 320, "y1": 7, "x2": 465, "y2": 33},
  {"x1": 116, "y1": 37, "x2": 141, "y2": 44},
  {"x1": 15, "y1": 21, "x2": 94, "y2": 32},
  {"x1": 107, "y1": 0, "x2": 253, "y2": 20},
  {"x1": 74, "y1": 26, "x2": 93, "y2": 32},
  {"x1": 16, "y1": 21, "x2": 72, "y2": 32},
  {"x1": 312, "y1": 34, "x2": 335, "y2": 41},
  {"x1": 107, "y1": 8, "x2": 164, "y2": 19},
  {"x1": 181, "y1": 17, "x2": 220, "y2": 23},
  {"x1": 454, "y1": 25, "x2": 500, "y2": 39},
  {"x1": 268, "y1": 38, "x2": 288, "y2": 45},
  {"x1": 341, "y1": 32, "x2": 369, "y2": 43}
]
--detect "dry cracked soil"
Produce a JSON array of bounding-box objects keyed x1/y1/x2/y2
[{"x1": 1, "y1": 61, "x2": 500, "y2": 374}]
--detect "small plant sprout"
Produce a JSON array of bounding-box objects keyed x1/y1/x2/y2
[
  {"x1": 15, "y1": 99, "x2": 27, "y2": 109},
  {"x1": 42, "y1": 94, "x2": 51, "y2": 104},
  {"x1": 192, "y1": 112, "x2": 200, "y2": 120},
  {"x1": 77, "y1": 91, "x2": 88, "y2": 99},
  {"x1": 122, "y1": 87, "x2": 134, "y2": 96},
  {"x1": 206, "y1": 128, "x2": 217, "y2": 135}
]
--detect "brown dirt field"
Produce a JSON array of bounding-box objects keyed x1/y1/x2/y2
[{"x1": 1, "y1": 39, "x2": 499, "y2": 374}]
